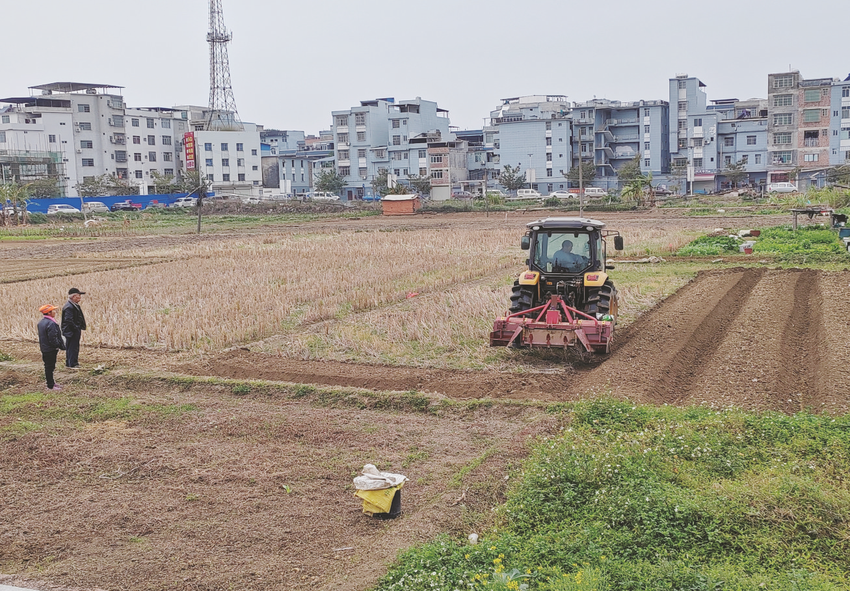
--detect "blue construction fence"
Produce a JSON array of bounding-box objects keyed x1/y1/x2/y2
[{"x1": 17, "y1": 193, "x2": 216, "y2": 215}]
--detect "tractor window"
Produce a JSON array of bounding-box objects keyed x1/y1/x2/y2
[{"x1": 533, "y1": 232, "x2": 592, "y2": 272}]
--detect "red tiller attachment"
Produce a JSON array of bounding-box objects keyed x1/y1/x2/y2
[{"x1": 489, "y1": 295, "x2": 613, "y2": 353}]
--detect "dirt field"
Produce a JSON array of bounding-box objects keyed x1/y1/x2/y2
[{"x1": 2, "y1": 209, "x2": 848, "y2": 591}]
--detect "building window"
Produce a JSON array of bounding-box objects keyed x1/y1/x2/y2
[
  {"x1": 135, "y1": 170, "x2": 144, "y2": 179},
  {"x1": 356, "y1": 131, "x2": 365, "y2": 142},
  {"x1": 430, "y1": 155, "x2": 443, "y2": 164},
  {"x1": 678, "y1": 138, "x2": 687, "y2": 149},
  {"x1": 236, "y1": 143, "x2": 243, "y2": 151},
  {"x1": 356, "y1": 149, "x2": 366, "y2": 158},
  {"x1": 740, "y1": 155, "x2": 748, "y2": 164},
  {"x1": 773, "y1": 151, "x2": 792, "y2": 164},
  {"x1": 355, "y1": 113, "x2": 366, "y2": 126},
  {"x1": 147, "y1": 135, "x2": 156, "y2": 145},
  {"x1": 392, "y1": 120, "x2": 400, "y2": 128},
  {"x1": 804, "y1": 89, "x2": 821, "y2": 103},
  {"x1": 693, "y1": 118, "x2": 702, "y2": 127},
  {"x1": 774, "y1": 132, "x2": 792, "y2": 145},
  {"x1": 375, "y1": 149, "x2": 385, "y2": 159},
  {"x1": 678, "y1": 119, "x2": 687, "y2": 131},
  {"x1": 773, "y1": 75, "x2": 794, "y2": 88},
  {"x1": 678, "y1": 80, "x2": 687, "y2": 90},
  {"x1": 131, "y1": 118, "x2": 140, "y2": 127},
  {"x1": 724, "y1": 137, "x2": 734, "y2": 147},
  {"x1": 392, "y1": 136, "x2": 401, "y2": 146},
  {"x1": 205, "y1": 158, "x2": 213, "y2": 166},
  {"x1": 642, "y1": 142, "x2": 649, "y2": 150},
  {"x1": 644, "y1": 125, "x2": 650, "y2": 133},
  {"x1": 803, "y1": 153, "x2": 819, "y2": 162},
  {"x1": 724, "y1": 155, "x2": 732, "y2": 165},
  {"x1": 1, "y1": 115, "x2": 9, "y2": 123},
  {"x1": 78, "y1": 104, "x2": 90, "y2": 113},
  {"x1": 747, "y1": 135, "x2": 757, "y2": 145},
  {"x1": 133, "y1": 136, "x2": 141, "y2": 144},
  {"x1": 163, "y1": 152, "x2": 172, "y2": 161},
  {"x1": 803, "y1": 109, "x2": 821, "y2": 123},
  {"x1": 419, "y1": 167, "x2": 427, "y2": 175},
  {"x1": 164, "y1": 168, "x2": 173, "y2": 176},
  {"x1": 251, "y1": 149, "x2": 257, "y2": 156},
  {"x1": 674, "y1": 158, "x2": 687, "y2": 167},
  {"x1": 162, "y1": 136, "x2": 171, "y2": 145},
  {"x1": 546, "y1": 169, "x2": 553, "y2": 177},
  {"x1": 417, "y1": 149, "x2": 426, "y2": 158},
  {"x1": 339, "y1": 166, "x2": 350, "y2": 176},
  {"x1": 335, "y1": 116, "x2": 348, "y2": 127},
  {"x1": 339, "y1": 150, "x2": 349, "y2": 160},
  {"x1": 221, "y1": 158, "x2": 229, "y2": 167},
  {"x1": 238, "y1": 173, "x2": 245, "y2": 181},
  {"x1": 237, "y1": 158, "x2": 244, "y2": 166},
  {"x1": 773, "y1": 113, "x2": 792, "y2": 126},
  {"x1": 222, "y1": 174, "x2": 230, "y2": 181},
  {"x1": 148, "y1": 152, "x2": 157, "y2": 162},
  {"x1": 359, "y1": 167, "x2": 367, "y2": 177},
  {"x1": 678, "y1": 101, "x2": 687, "y2": 112},
  {"x1": 546, "y1": 137, "x2": 552, "y2": 146},
  {"x1": 205, "y1": 143, "x2": 212, "y2": 151},
  {"x1": 755, "y1": 154, "x2": 761, "y2": 164},
  {"x1": 114, "y1": 151, "x2": 126, "y2": 162},
  {"x1": 337, "y1": 134, "x2": 348, "y2": 144},
  {"x1": 693, "y1": 158, "x2": 703, "y2": 167},
  {"x1": 134, "y1": 153, "x2": 142, "y2": 161},
  {"x1": 546, "y1": 153, "x2": 553, "y2": 161},
  {"x1": 644, "y1": 159, "x2": 651, "y2": 167},
  {"x1": 221, "y1": 143, "x2": 228, "y2": 151},
  {"x1": 81, "y1": 158, "x2": 94, "y2": 166},
  {"x1": 77, "y1": 122, "x2": 92, "y2": 131},
  {"x1": 161, "y1": 119, "x2": 171, "y2": 129},
  {"x1": 843, "y1": 88, "x2": 850, "y2": 98},
  {"x1": 80, "y1": 140, "x2": 93, "y2": 149},
  {"x1": 145, "y1": 118, "x2": 154, "y2": 128},
  {"x1": 49, "y1": 134, "x2": 56, "y2": 143},
  {"x1": 431, "y1": 170, "x2": 443, "y2": 179},
  {"x1": 644, "y1": 109, "x2": 650, "y2": 116},
  {"x1": 693, "y1": 138, "x2": 703, "y2": 147},
  {"x1": 252, "y1": 165, "x2": 258, "y2": 171},
  {"x1": 773, "y1": 94, "x2": 792, "y2": 107}
]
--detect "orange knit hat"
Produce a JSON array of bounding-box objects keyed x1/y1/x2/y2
[{"x1": 39, "y1": 304, "x2": 58, "y2": 314}]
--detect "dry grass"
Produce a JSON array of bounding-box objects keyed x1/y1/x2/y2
[{"x1": 0, "y1": 228, "x2": 520, "y2": 352}]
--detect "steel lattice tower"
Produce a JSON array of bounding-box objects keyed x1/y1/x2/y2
[{"x1": 206, "y1": 0, "x2": 243, "y2": 131}]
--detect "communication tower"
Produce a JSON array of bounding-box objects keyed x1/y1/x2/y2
[{"x1": 206, "y1": 0, "x2": 243, "y2": 131}]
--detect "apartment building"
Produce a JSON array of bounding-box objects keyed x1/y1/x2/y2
[
  {"x1": 830, "y1": 77, "x2": 850, "y2": 165},
  {"x1": 331, "y1": 97, "x2": 451, "y2": 200},
  {"x1": 174, "y1": 105, "x2": 263, "y2": 196},
  {"x1": 123, "y1": 107, "x2": 187, "y2": 191}
]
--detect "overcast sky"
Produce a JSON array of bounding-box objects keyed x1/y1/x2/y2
[{"x1": 4, "y1": 0, "x2": 848, "y2": 134}]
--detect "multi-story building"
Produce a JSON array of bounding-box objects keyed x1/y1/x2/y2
[
  {"x1": 830, "y1": 77, "x2": 850, "y2": 166},
  {"x1": 331, "y1": 97, "x2": 451, "y2": 200},
  {"x1": 711, "y1": 98, "x2": 769, "y2": 189},
  {"x1": 174, "y1": 105, "x2": 263, "y2": 196},
  {"x1": 122, "y1": 107, "x2": 187, "y2": 192}
]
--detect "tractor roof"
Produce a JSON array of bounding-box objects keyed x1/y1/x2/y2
[{"x1": 526, "y1": 217, "x2": 606, "y2": 231}]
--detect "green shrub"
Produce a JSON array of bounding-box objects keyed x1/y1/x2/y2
[{"x1": 677, "y1": 234, "x2": 740, "y2": 256}]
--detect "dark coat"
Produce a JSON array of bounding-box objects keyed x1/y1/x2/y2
[
  {"x1": 38, "y1": 316, "x2": 66, "y2": 353},
  {"x1": 61, "y1": 300, "x2": 87, "y2": 338}
]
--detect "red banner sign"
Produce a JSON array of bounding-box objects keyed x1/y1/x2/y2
[{"x1": 183, "y1": 132, "x2": 196, "y2": 170}]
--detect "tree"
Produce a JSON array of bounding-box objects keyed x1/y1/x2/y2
[
  {"x1": 74, "y1": 174, "x2": 138, "y2": 197},
  {"x1": 724, "y1": 160, "x2": 747, "y2": 188},
  {"x1": 26, "y1": 177, "x2": 60, "y2": 198},
  {"x1": 621, "y1": 170, "x2": 654, "y2": 207},
  {"x1": 372, "y1": 170, "x2": 392, "y2": 198},
  {"x1": 0, "y1": 183, "x2": 29, "y2": 226},
  {"x1": 314, "y1": 169, "x2": 346, "y2": 195},
  {"x1": 149, "y1": 171, "x2": 180, "y2": 195},
  {"x1": 616, "y1": 154, "x2": 643, "y2": 182},
  {"x1": 564, "y1": 161, "x2": 596, "y2": 185},
  {"x1": 669, "y1": 161, "x2": 688, "y2": 195},
  {"x1": 826, "y1": 164, "x2": 850, "y2": 186},
  {"x1": 407, "y1": 174, "x2": 432, "y2": 196},
  {"x1": 499, "y1": 165, "x2": 526, "y2": 193}
]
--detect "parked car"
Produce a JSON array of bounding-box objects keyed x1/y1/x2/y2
[
  {"x1": 47, "y1": 204, "x2": 81, "y2": 215},
  {"x1": 451, "y1": 190, "x2": 474, "y2": 199},
  {"x1": 511, "y1": 189, "x2": 542, "y2": 200},
  {"x1": 767, "y1": 182, "x2": 797, "y2": 194},
  {"x1": 110, "y1": 200, "x2": 142, "y2": 212},
  {"x1": 583, "y1": 187, "x2": 608, "y2": 199},
  {"x1": 172, "y1": 197, "x2": 198, "y2": 207},
  {"x1": 82, "y1": 201, "x2": 109, "y2": 213},
  {"x1": 310, "y1": 192, "x2": 340, "y2": 201},
  {"x1": 548, "y1": 191, "x2": 573, "y2": 199},
  {"x1": 654, "y1": 185, "x2": 674, "y2": 196}
]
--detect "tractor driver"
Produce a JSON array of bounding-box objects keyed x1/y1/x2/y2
[{"x1": 552, "y1": 239, "x2": 587, "y2": 271}]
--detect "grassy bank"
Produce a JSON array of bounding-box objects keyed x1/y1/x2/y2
[{"x1": 374, "y1": 399, "x2": 850, "y2": 590}]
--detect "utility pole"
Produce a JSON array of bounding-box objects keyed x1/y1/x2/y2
[{"x1": 578, "y1": 143, "x2": 584, "y2": 218}]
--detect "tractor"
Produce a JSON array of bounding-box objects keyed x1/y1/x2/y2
[{"x1": 490, "y1": 217, "x2": 624, "y2": 354}]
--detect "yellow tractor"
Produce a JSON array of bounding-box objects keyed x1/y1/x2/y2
[{"x1": 490, "y1": 217, "x2": 624, "y2": 354}]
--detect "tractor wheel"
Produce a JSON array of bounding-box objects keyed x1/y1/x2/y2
[
  {"x1": 508, "y1": 281, "x2": 536, "y2": 316},
  {"x1": 584, "y1": 280, "x2": 617, "y2": 319}
]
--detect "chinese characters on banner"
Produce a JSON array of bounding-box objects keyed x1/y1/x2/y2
[{"x1": 183, "y1": 132, "x2": 196, "y2": 170}]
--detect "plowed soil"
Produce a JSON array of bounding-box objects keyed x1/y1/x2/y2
[{"x1": 3, "y1": 209, "x2": 850, "y2": 591}]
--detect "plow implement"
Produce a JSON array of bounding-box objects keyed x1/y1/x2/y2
[{"x1": 490, "y1": 295, "x2": 614, "y2": 354}]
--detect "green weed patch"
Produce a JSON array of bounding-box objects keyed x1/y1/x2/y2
[{"x1": 374, "y1": 399, "x2": 850, "y2": 590}]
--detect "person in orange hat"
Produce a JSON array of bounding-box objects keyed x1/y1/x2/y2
[{"x1": 38, "y1": 304, "x2": 66, "y2": 391}]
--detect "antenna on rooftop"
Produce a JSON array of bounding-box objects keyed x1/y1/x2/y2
[{"x1": 206, "y1": 0, "x2": 243, "y2": 131}]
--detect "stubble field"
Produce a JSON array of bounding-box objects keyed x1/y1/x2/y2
[{"x1": 1, "y1": 208, "x2": 849, "y2": 591}]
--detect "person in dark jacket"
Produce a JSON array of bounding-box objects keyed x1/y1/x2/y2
[
  {"x1": 38, "y1": 304, "x2": 66, "y2": 391},
  {"x1": 61, "y1": 287, "x2": 87, "y2": 368}
]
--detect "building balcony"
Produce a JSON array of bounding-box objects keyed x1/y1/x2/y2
[
  {"x1": 803, "y1": 138, "x2": 823, "y2": 147},
  {"x1": 606, "y1": 118, "x2": 638, "y2": 126},
  {"x1": 613, "y1": 134, "x2": 639, "y2": 143},
  {"x1": 611, "y1": 150, "x2": 637, "y2": 160}
]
